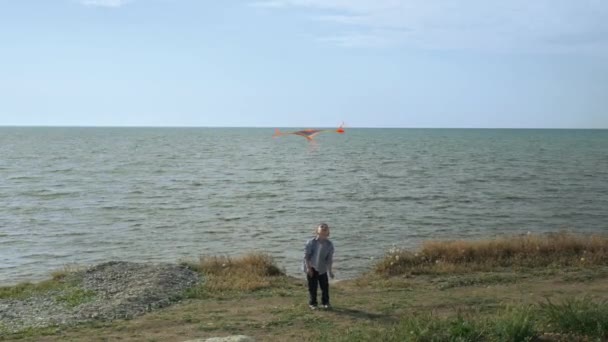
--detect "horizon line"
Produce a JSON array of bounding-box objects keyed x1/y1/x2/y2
[{"x1": 0, "y1": 125, "x2": 607, "y2": 130}]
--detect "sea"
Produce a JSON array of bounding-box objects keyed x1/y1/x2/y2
[{"x1": 1, "y1": 127, "x2": 607, "y2": 285}]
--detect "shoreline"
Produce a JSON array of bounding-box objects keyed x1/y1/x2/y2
[
  {"x1": 3, "y1": 230, "x2": 606, "y2": 288},
  {"x1": 3, "y1": 232, "x2": 608, "y2": 340},
  {"x1": 2, "y1": 260, "x2": 607, "y2": 341}
]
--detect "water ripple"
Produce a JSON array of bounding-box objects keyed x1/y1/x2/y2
[{"x1": 1, "y1": 127, "x2": 607, "y2": 285}]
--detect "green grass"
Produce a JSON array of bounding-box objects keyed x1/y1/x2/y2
[
  {"x1": 0, "y1": 325, "x2": 62, "y2": 340},
  {"x1": 3, "y1": 235, "x2": 608, "y2": 341},
  {"x1": 0, "y1": 280, "x2": 64, "y2": 300},
  {"x1": 561, "y1": 268, "x2": 608, "y2": 282},
  {"x1": 317, "y1": 313, "x2": 488, "y2": 342},
  {"x1": 315, "y1": 309, "x2": 534, "y2": 341},
  {"x1": 313, "y1": 297, "x2": 608, "y2": 342},
  {"x1": 0, "y1": 264, "x2": 87, "y2": 302},
  {"x1": 0, "y1": 275, "x2": 94, "y2": 309},
  {"x1": 540, "y1": 297, "x2": 608, "y2": 339},
  {"x1": 492, "y1": 306, "x2": 536, "y2": 342},
  {"x1": 55, "y1": 288, "x2": 96, "y2": 308},
  {"x1": 436, "y1": 273, "x2": 521, "y2": 290}
]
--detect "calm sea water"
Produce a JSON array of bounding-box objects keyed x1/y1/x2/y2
[{"x1": 1, "y1": 127, "x2": 607, "y2": 285}]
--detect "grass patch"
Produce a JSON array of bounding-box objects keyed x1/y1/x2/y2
[
  {"x1": 317, "y1": 308, "x2": 537, "y2": 341},
  {"x1": 539, "y1": 297, "x2": 608, "y2": 339},
  {"x1": 55, "y1": 288, "x2": 96, "y2": 308},
  {"x1": 316, "y1": 298, "x2": 608, "y2": 341},
  {"x1": 0, "y1": 264, "x2": 85, "y2": 301},
  {"x1": 181, "y1": 252, "x2": 287, "y2": 296},
  {"x1": 317, "y1": 313, "x2": 488, "y2": 342},
  {"x1": 375, "y1": 232, "x2": 608, "y2": 276},
  {"x1": 0, "y1": 325, "x2": 61, "y2": 340},
  {"x1": 0, "y1": 280, "x2": 64, "y2": 300},
  {"x1": 561, "y1": 267, "x2": 608, "y2": 282},
  {"x1": 0, "y1": 265, "x2": 94, "y2": 310},
  {"x1": 3, "y1": 240, "x2": 608, "y2": 342},
  {"x1": 436, "y1": 273, "x2": 521, "y2": 290},
  {"x1": 492, "y1": 306, "x2": 536, "y2": 342},
  {"x1": 400, "y1": 313, "x2": 487, "y2": 341}
]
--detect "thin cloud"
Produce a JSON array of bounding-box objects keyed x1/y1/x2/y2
[
  {"x1": 251, "y1": 0, "x2": 608, "y2": 52},
  {"x1": 314, "y1": 15, "x2": 369, "y2": 26},
  {"x1": 79, "y1": 0, "x2": 132, "y2": 8},
  {"x1": 249, "y1": 1, "x2": 288, "y2": 8}
]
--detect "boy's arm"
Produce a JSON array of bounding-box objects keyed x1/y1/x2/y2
[
  {"x1": 328, "y1": 243, "x2": 335, "y2": 278},
  {"x1": 304, "y1": 240, "x2": 313, "y2": 273}
]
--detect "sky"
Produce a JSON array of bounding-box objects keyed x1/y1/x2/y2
[{"x1": 0, "y1": 0, "x2": 607, "y2": 128}]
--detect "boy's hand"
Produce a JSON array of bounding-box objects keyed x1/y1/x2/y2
[
  {"x1": 329, "y1": 271, "x2": 335, "y2": 279},
  {"x1": 307, "y1": 267, "x2": 314, "y2": 276}
]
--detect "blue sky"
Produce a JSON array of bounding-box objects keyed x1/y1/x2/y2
[{"x1": 1, "y1": 0, "x2": 607, "y2": 128}]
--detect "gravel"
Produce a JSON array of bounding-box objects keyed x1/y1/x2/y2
[{"x1": 0, "y1": 261, "x2": 201, "y2": 335}]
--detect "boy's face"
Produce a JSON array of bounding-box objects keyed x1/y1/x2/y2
[{"x1": 317, "y1": 227, "x2": 330, "y2": 240}]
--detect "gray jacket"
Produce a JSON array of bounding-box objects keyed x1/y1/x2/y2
[{"x1": 302, "y1": 237, "x2": 334, "y2": 275}]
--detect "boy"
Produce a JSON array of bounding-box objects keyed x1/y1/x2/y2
[{"x1": 303, "y1": 223, "x2": 335, "y2": 310}]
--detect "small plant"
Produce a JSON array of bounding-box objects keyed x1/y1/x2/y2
[
  {"x1": 447, "y1": 315, "x2": 485, "y2": 341},
  {"x1": 492, "y1": 305, "x2": 537, "y2": 342}
]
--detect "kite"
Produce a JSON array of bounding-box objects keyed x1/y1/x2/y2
[{"x1": 273, "y1": 123, "x2": 345, "y2": 141}]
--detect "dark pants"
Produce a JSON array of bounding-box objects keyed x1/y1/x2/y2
[{"x1": 307, "y1": 268, "x2": 329, "y2": 306}]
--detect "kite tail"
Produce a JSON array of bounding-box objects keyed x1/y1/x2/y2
[{"x1": 273, "y1": 128, "x2": 284, "y2": 137}]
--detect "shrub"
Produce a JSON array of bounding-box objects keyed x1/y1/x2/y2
[
  {"x1": 375, "y1": 232, "x2": 608, "y2": 276},
  {"x1": 182, "y1": 252, "x2": 284, "y2": 293}
]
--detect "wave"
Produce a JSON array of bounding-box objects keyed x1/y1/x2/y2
[
  {"x1": 19, "y1": 191, "x2": 80, "y2": 199},
  {"x1": 377, "y1": 173, "x2": 403, "y2": 179},
  {"x1": 219, "y1": 217, "x2": 242, "y2": 222},
  {"x1": 237, "y1": 192, "x2": 279, "y2": 199},
  {"x1": 8, "y1": 176, "x2": 41, "y2": 181},
  {"x1": 244, "y1": 179, "x2": 289, "y2": 185}
]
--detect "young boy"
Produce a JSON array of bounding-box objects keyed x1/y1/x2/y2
[{"x1": 303, "y1": 223, "x2": 335, "y2": 310}]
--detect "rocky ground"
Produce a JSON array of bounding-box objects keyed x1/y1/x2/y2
[{"x1": 0, "y1": 261, "x2": 200, "y2": 335}]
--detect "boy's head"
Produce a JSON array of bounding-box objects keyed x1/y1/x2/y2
[{"x1": 316, "y1": 223, "x2": 330, "y2": 239}]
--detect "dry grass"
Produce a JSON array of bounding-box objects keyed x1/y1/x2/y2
[
  {"x1": 375, "y1": 232, "x2": 608, "y2": 276},
  {"x1": 49, "y1": 263, "x2": 84, "y2": 281},
  {"x1": 183, "y1": 252, "x2": 285, "y2": 292}
]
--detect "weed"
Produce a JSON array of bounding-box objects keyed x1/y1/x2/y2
[{"x1": 492, "y1": 305, "x2": 537, "y2": 342}]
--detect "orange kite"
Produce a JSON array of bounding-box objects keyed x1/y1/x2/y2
[{"x1": 273, "y1": 123, "x2": 345, "y2": 141}]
